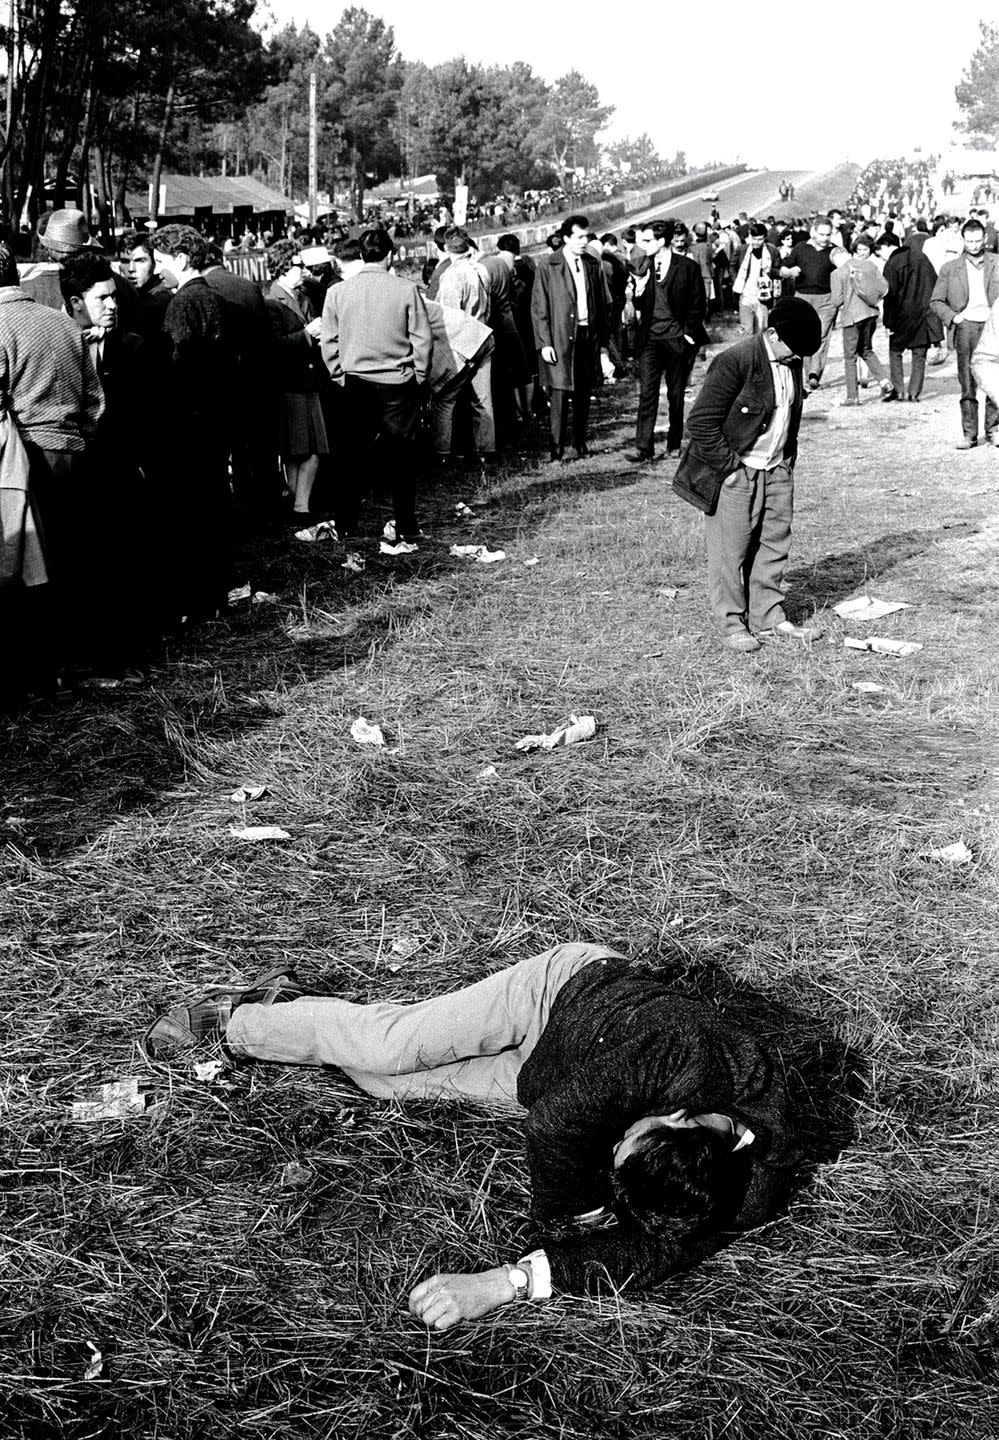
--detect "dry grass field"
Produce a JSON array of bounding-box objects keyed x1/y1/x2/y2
[{"x1": 3, "y1": 320, "x2": 998, "y2": 1440}]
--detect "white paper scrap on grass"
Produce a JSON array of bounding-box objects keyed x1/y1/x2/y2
[
  {"x1": 478, "y1": 764, "x2": 498, "y2": 779},
  {"x1": 342, "y1": 553, "x2": 365, "y2": 572},
  {"x1": 230, "y1": 785, "x2": 268, "y2": 803},
  {"x1": 928, "y1": 841, "x2": 973, "y2": 865},
  {"x1": 450, "y1": 544, "x2": 506, "y2": 563},
  {"x1": 523, "y1": 556, "x2": 540, "y2": 567},
  {"x1": 228, "y1": 583, "x2": 252, "y2": 604},
  {"x1": 454, "y1": 502, "x2": 474, "y2": 518},
  {"x1": 72, "y1": 1077, "x2": 155, "y2": 1123},
  {"x1": 229, "y1": 826, "x2": 291, "y2": 842},
  {"x1": 193, "y1": 1059, "x2": 225, "y2": 1083},
  {"x1": 390, "y1": 935, "x2": 420, "y2": 959},
  {"x1": 252, "y1": 591, "x2": 278, "y2": 605},
  {"x1": 516, "y1": 714, "x2": 597, "y2": 752},
  {"x1": 83, "y1": 1342, "x2": 104, "y2": 1381},
  {"x1": 844, "y1": 636, "x2": 923, "y2": 657},
  {"x1": 380, "y1": 540, "x2": 418, "y2": 556},
  {"x1": 851, "y1": 682, "x2": 886, "y2": 694},
  {"x1": 350, "y1": 717, "x2": 386, "y2": 747},
  {"x1": 834, "y1": 596, "x2": 912, "y2": 622}
]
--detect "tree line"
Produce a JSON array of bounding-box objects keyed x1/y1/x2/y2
[{"x1": 0, "y1": 0, "x2": 682, "y2": 238}]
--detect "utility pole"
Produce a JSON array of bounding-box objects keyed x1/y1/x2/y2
[{"x1": 308, "y1": 62, "x2": 318, "y2": 226}]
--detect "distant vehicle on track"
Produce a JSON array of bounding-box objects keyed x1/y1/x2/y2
[{"x1": 700, "y1": 192, "x2": 719, "y2": 202}]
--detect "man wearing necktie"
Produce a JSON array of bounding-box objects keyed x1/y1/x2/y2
[
  {"x1": 531, "y1": 214, "x2": 610, "y2": 460},
  {"x1": 626, "y1": 220, "x2": 708, "y2": 464}
]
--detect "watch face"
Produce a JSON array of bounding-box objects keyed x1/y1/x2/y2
[{"x1": 507, "y1": 1266, "x2": 528, "y2": 1291}]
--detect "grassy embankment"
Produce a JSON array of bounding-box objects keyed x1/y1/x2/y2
[{"x1": 2, "y1": 339, "x2": 998, "y2": 1439}]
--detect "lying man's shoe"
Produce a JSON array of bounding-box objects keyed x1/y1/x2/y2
[
  {"x1": 625, "y1": 449, "x2": 653, "y2": 464},
  {"x1": 143, "y1": 966, "x2": 302, "y2": 1060},
  {"x1": 757, "y1": 620, "x2": 822, "y2": 641}
]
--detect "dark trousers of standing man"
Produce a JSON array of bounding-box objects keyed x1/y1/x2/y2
[
  {"x1": 634, "y1": 337, "x2": 688, "y2": 456},
  {"x1": 336, "y1": 376, "x2": 422, "y2": 539},
  {"x1": 549, "y1": 324, "x2": 594, "y2": 454},
  {"x1": 954, "y1": 318, "x2": 999, "y2": 442}
]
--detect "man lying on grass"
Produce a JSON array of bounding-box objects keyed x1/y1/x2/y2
[{"x1": 145, "y1": 943, "x2": 799, "y2": 1330}]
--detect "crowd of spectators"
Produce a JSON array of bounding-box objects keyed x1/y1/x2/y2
[{"x1": 3, "y1": 157, "x2": 997, "y2": 703}]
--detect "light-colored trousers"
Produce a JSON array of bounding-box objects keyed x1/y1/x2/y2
[
  {"x1": 227, "y1": 942, "x2": 624, "y2": 1110},
  {"x1": 971, "y1": 353, "x2": 999, "y2": 411},
  {"x1": 430, "y1": 353, "x2": 495, "y2": 456},
  {"x1": 797, "y1": 292, "x2": 836, "y2": 379},
  {"x1": 705, "y1": 462, "x2": 794, "y2": 634}
]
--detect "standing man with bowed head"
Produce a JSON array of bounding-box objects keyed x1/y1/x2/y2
[
  {"x1": 531, "y1": 214, "x2": 610, "y2": 461},
  {"x1": 672, "y1": 297, "x2": 822, "y2": 654}
]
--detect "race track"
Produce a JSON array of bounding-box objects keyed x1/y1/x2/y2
[{"x1": 626, "y1": 169, "x2": 813, "y2": 228}]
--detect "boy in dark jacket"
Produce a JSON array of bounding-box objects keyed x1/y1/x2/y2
[
  {"x1": 672, "y1": 297, "x2": 821, "y2": 653},
  {"x1": 144, "y1": 943, "x2": 800, "y2": 1330}
]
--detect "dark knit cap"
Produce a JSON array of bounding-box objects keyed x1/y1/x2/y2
[{"x1": 767, "y1": 297, "x2": 822, "y2": 357}]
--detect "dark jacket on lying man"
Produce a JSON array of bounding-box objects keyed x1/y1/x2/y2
[{"x1": 518, "y1": 958, "x2": 799, "y2": 1291}]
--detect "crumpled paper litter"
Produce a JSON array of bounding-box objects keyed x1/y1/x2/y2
[
  {"x1": 928, "y1": 841, "x2": 973, "y2": 865},
  {"x1": 844, "y1": 636, "x2": 922, "y2": 657},
  {"x1": 450, "y1": 544, "x2": 506, "y2": 563},
  {"x1": 834, "y1": 596, "x2": 912, "y2": 622},
  {"x1": 350, "y1": 717, "x2": 385, "y2": 747},
  {"x1": 516, "y1": 714, "x2": 597, "y2": 752},
  {"x1": 230, "y1": 784, "x2": 268, "y2": 803},
  {"x1": 380, "y1": 540, "x2": 419, "y2": 556},
  {"x1": 229, "y1": 826, "x2": 291, "y2": 842},
  {"x1": 72, "y1": 1077, "x2": 156, "y2": 1123}
]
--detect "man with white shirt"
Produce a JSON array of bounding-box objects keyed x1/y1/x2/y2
[
  {"x1": 672, "y1": 297, "x2": 821, "y2": 653},
  {"x1": 531, "y1": 213, "x2": 610, "y2": 460},
  {"x1": 930, "y1": 219, "x2": 999, "y2": 449},
  {"x1": 143, "y1": 943, "x2": 798, "y2": 1329},
  {"x1": 626, "y1": 220, "x2": 707, "y2": 462}
]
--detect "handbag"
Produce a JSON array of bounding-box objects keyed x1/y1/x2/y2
[{"x1": 0, "y1": 404, "x2": 48, "y2": 588}]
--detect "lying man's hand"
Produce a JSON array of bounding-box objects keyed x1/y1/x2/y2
[{"x1": 408, "y1": 1268, "x2": 513, "y2": 1330}]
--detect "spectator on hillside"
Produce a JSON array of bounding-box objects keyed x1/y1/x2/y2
[
  {"x1": 320, "y1": 227, "x2": 432, "y2": 548},
  {"x1": 498, "y1": 234, "x2": 542, "y2": 416},
  {"x1": 829, "y1": 234, "x2": 892, "y2": 406},
  {"x1": 20, "y1": 209, "x2": 141, "y2": 333},
  {"x1": 478, "y1": 242, "x2": 528, "y2": 449},
  {"x1": 673, "y1": 297, "x2": 822, "y2": 653},
  {"x1": 0, "y1": 240, "x2": 104, "y2": 681},
  {"x1": 120, "y1": 232, "x2": 172, "y2": 343},
  {"x1": 264, "y1": 239, "x2": 329, "y2": 531},
  {"x1": 60, "y1": 251, "x2": 158, "y2": 666},
  {"x1": 779, "y1": 217, "x2": 837, "y2": 390},
  {"x1": 153, "y1": 224, "x2": 233, "y2": 622},
  {"x1": 625, "y1": 219, "x2": 706, "y2": 464},
  {"x1": 732, "y1": 224, "x2": 780, "y2": 337},
  {"x1": 204, "y1": 241, "x2": 279, "y2": 524},
  {"x1": 930, "y1": 219, "x2": 999, "y2": 448},
  {"x1": 426, "y1": 297, "x2": 495, "y2": 466},
  {"x1": 878, "y1": 231, "x2": 942, "y2": 406}
]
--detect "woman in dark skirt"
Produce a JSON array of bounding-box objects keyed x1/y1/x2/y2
[{"x1": 264, "y1": 240, "x2": 329, "y2": 528}]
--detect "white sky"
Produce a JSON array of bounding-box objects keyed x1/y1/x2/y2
[{"x1": 255, "y1": 0, "x2": 988, "y2": 170}]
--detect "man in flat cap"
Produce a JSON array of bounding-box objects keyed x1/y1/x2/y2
[{"x1": 672, "y1": 296, "x2": 822, "y2": 653}]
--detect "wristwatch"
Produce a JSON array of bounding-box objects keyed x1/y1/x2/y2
[{"x1": 503, "y1": 1264, "x2": 531, "y2": 1301}]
